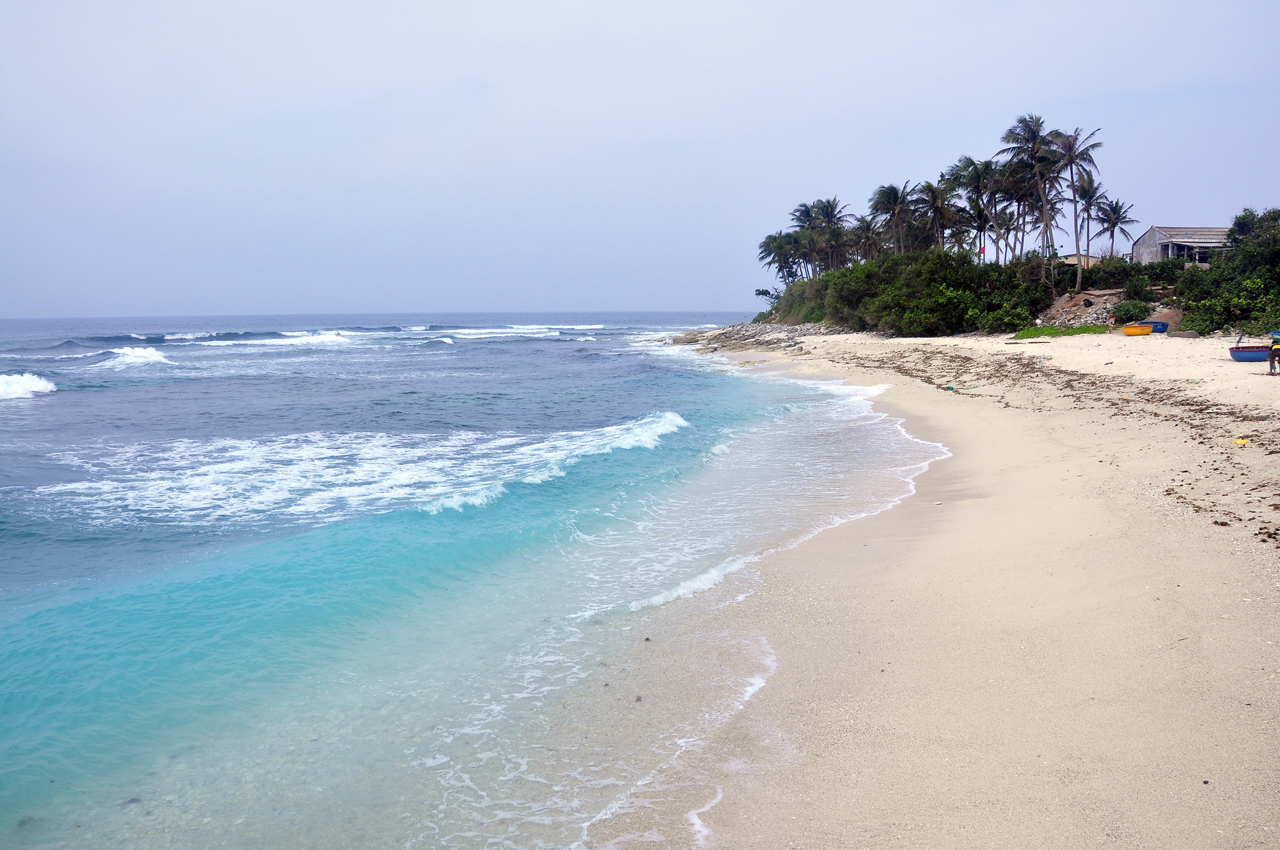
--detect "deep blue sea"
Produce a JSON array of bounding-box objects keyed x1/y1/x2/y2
[{"x1": 0, "y1": 313, "x2": 946, "y2": 848}]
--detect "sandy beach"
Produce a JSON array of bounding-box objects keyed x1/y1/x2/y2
[{"x1": 598, "y1": 328, "x2": 1280, "y2": 848}]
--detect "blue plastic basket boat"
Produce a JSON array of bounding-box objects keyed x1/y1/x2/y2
[
  {"x1": 1230, "y1": 346, "x2": 1270, "y2": 362},
  {"x1": 1138, "y1": 321, "x2": 1169, "y2": 333}
]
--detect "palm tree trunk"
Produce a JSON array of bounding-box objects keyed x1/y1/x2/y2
[
  {"x1": 1035, "y1": 166, "x2": 1052, "y2": 266},
  {"x1": 1069, "y1": 163, "x2": 1083, "y2": 292}
]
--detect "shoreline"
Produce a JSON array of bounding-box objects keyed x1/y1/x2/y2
[{"x1": 596, "y1": 328, "x2": 1280, "y2": 848}]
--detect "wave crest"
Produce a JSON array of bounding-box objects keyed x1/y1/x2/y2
[
  {"x1": 0, "y1": 373, "x2": 57, "y2": 400},
  {"x1": 94, "y1": 347, "x2": 175, "y2": 368}
]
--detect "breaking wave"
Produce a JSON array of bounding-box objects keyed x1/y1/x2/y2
[
  {"x1": 39, "y1": 412, "x2": 689, "y2": 527},
  {"x1": 92, "y1": 347, "x2": 175, "y2": 368},
  {"x1": 0, "y1": 373, "x2": 57, "y2": 400}
]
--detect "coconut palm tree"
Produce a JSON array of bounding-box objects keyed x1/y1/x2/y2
[
  {"x1": 1094, "y1": 199, "x2": 1139, "y2": 257},
  {"x1": 914, "y1": 180, "x2": 958, "y2": 250},
  {"x1": 758, "y1": 231, "x2": 799, "y2": 284},
  {"x1": 789, "y1": 202, "x2": 818, "y2": 231},
  {"x1": 995, "y1": 156, "x2": 1039, "y2": 259},
  {"x1": 818, "y1": 224, "x2": 855, "y2": 272},
  {"x1": 947, "y1": 156, "x2": 1000, "y2": 260},
  {"x1": 955, "y1": 194, "x2": 992, "y2": 255},
  {"x1": 992, "y1": 207, "x2": 1018, "y2": 264},
  {"x1": 811, "y1": 197, "x2": 852, "y2": 230},
  {"x1": 850, "y1": 215, "x2": 883, "y2": 262},
  {"x1": 1074, "y1": 172, "x2": 1105, "y2": 270},
  {"x1": 792, "y1": 228, "x2": 822, "y2": 278},
  {"x1": 999, "y1": 115, "x2": 1063, "y2": 260},
  {"x1": 870, "y1": 182, "x2": 915, "y2": 254},
  {"x1": 1050, "y1": 127, "x2": 1103, "y2": 291}
]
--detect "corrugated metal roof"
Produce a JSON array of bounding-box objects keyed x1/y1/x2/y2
[{"x1": 1150, "y1": 226, "x2": 1230, "y2": 245}]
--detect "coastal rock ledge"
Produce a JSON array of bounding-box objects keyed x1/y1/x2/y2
[{"x1": 673, "y1": 322, "x2": 852, "y2": 352}]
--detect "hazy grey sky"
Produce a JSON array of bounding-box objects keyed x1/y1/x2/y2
[{"x1": 2, "y1": 0, "x2": 1277, "y2": 318}]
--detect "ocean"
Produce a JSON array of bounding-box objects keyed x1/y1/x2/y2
[{"x1": 0, "y1": 313, "x2": 947, "y2": 848}]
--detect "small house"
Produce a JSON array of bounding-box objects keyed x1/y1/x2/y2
[
  {"x1": 1059, "y1": 254, "x2": 1102, "y2": 268},
  {"x1": 1132, "y1": 226, "x2": 1229, "y2": 265}
]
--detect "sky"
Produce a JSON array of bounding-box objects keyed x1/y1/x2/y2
[{"x1": 2, "y1": 0, "x2": 1278, "y2": 319}]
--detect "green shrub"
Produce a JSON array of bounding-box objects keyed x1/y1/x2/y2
[
  {"x1": 1111, "y1": 299, "x2": 1151, "y2": 324},
  {"x1": 1124, "y1": 275, "x2": 1156, "y2": 302},
  {"x1": 801, "y1": 303, "x2": 826, "y2": 323},
  {"x1": 1080, "y1": 256, "x2": 1137, "y2": 291}
]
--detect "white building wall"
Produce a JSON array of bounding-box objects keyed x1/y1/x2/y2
[{"x1": 1132, "y1": 228, "x2": 1164, "y2": 264}]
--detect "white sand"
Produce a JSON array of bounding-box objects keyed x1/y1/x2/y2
[{"x1": 592, "y1": 329, "x2": 1280, "y2": 849}]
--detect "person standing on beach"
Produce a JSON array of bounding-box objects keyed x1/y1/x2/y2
[{"x1": 1270, "y1": 337, "x2": 1280, "y2": 374}]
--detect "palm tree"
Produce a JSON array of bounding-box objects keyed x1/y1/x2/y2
[
  {"x1": 758, "y1": 231, "x2": 799, "y2": 284},
  {"x1": 792, "y1": 228, "x2": 822, "y2": 278},
  {"x1": 955, "y1": 194, "x2": 991, "y2": 255},
  {"x1": 947, "y1": 156, "x2": 999, "y2": 260},
  {"x1": 914, "y1": 180, "x2": 958, "y2": 250},
  {"x1": 850, "y1": 215, "x2": 882, "y2": 262},
  {"x1": 1074, "y1": 172, "x2": 1105, "y2": 269},
  {"x1": 811, "y1": 197, "x2": 852, "y2": 230},
  {"x1": 992, "y1": 207, "x2": 1018, "y2": 264},
  {"x1": 1094, "y1": 199, "x2": 1139, "y2": 257},
  {"x1": 995, "y1": 156, "x2": 1039, "y2": 259},
  {"x1": 789, "y1": 202, "x2": 818, "y2": 231},
  {"x1": 999, "y1": 115, "x2": 1062, "y2": 261},
  {"x1": 870, "y1": 182, "x2": 915, "y2": 254},
  {"x1": 1050, "y1": 128, "x2": 1103, "y2": 291},
  {"x1": 818, "y1": 224, "x2": 854, "y2": 272}
]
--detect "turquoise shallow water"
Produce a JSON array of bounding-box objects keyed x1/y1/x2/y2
[{"x1": 0, "y1": 314, "x2": 946, "y2": 848}]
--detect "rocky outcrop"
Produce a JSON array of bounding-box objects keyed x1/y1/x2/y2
[
  {"x1": 1038, "y1": 288, "x2": 1183, "y2": 330},
  {"x1": 672, "y1": 322, "x2": 852, "y2": 352},
  {"x1": 1038, "y1": 289, "x2": 1125, "y2": 327}
]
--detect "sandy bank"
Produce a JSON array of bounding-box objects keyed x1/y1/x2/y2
[{"x1": 598, "y1": 329, "x2": 1280, "y2": 848}]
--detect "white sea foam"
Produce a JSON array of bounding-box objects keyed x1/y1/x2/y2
[
  {"x1": 418, "y1": 483, "x2": 507, "y2": 515},
  {"x1": 93, "y1": 347, "x2": 175, "y2": 368},
  {"x1": 740, "y1": 642, "x2": 776, "y2": 702},
  {"x1": 164, "y1": 332, "x2": 214, "y2": 340},
  {"x1": 41, "y1": 412, "x2": 690, "y2": 527},
  {"x1": 444, "y1": 328, "x2": 561, "y2": 340},
  {"x1": 52, "y1": 350, "x2": 109, "y2": 360},
  {"x1": 628, "y1": 553, "x2": 758, "y2": 612},
  {"x1": 685, "y1": 787, "x2": 723, "y2": 847},
  {"x1": 197, "y1": 332, "x2": 351, "y2": 347},
  {"x1": 512, "y1": 324, "x2": 605, "y2": 330},
  {"x1": 0, "y1": 373, "x2": 57, "y2": 400}
]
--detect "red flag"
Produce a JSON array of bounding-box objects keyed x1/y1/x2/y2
[{"x1": 979, "y1": 246, "x2": 985, "y2": 255}]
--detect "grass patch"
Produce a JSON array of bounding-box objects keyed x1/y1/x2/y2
[{"x1": 1012, "y1": 325, "x2": 1109, "y2": 339}]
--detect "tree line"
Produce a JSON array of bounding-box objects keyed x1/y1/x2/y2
[
  {"x1": 757, "y1": 207, "x2": 1279, "y2": 337},
  {"x1": 757, "y1": 114, "x2": 1138, "y2": 300}
]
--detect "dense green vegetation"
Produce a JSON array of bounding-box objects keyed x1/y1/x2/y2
[
  {"x1": 1175, "y1": 208, "x2": 1280, "y2": 334},
  {"x1": 760, "y1": 249, "x2": 1055, "y2": 335},
  {"x1": 752, "y1": 112, "x2": 1277, "y2": 336}
]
